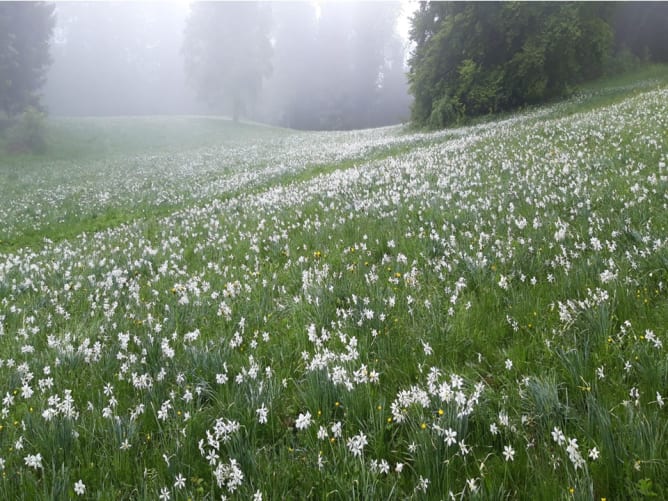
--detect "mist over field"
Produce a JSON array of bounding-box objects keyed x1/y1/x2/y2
[
  {"x1": 42, "y1": 1, "x2": 413, "y2": 130},
  {"x1": 45, "y1": 2, "x2": 201, "y2": 116}
]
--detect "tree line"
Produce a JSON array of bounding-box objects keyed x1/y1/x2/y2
[
  {"x1": 408, "y1": 1, "x2": 668, "y2": 128},
  {"x1": 1, "y1": 2, "x2": 410, "y2": 132},
  {"x1": 180, "y1": 1, "x2": 411, "y2": 130}
]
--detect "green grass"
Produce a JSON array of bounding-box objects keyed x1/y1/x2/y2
[
  {"x1": 556, "y1": 63, "x2": 668, "y2": 116},
  {"x1": 1, "y1": 115, "x2": 288, "y2": 162},
  {"x1": 0, "y1": 66, "x2": 667, "y2": 500},
  {"x1": 0, "y1": 137, "x2": 416, "y2": 253}
]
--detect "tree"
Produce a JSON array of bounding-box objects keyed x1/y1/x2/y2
[
  {"x1": 348, "y1": 2, "x2": 405, "y2": 128},
  {"x1": 0, "y1": 2, "x2": 55, "y2": 117},
  {"x1": 613, "y1": 2, "x2": 668, "y2": 62},
  {"x1": 290, "y1": 2, "x2": 405, "y2": 130},
  {"x1": 183, "y1": 2, "x2": 272, "y2": 122},
  {"x1": 256, "y1": 2, "x2": 319, "y2": 128},
  {"x1": 374, "y1": 30, "x2": 412, "y2": 126},
  {"x1": 254, "y1": 2, "x2": 408, "y2": 130},
  {"x1": 408, "y1": 2, "x2": 616, "y2": 128}
]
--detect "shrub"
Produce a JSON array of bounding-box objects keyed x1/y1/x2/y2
[
  {"x1": 604, "y1": 47, "x2": 641, "y2": 75},
  {"x1": 429, "y1": 95, "x2": 464, "y2": 128},
  {"x1": 4, "y1": 107, "x2": 48, "y2": 154}
]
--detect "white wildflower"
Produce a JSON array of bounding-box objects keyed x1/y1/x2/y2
[
  {"x1": 74, "y1": 480, "x2": 86, "y2": 496},
  {"x1": 502, "y1": 444, "x2": 515, "y2": 462},
  {"x1": 346, "y1": 432, "x2": 368, "y2": 457},
  {"x1": 24, "y1": 453, "x2": 43, "y2": 469},
  {"x1": 443, "y1": 428, "x2": 457, "y2": 447},
  {"x1": 295, "y1": 411, "x2": 312, "y2": 430}
]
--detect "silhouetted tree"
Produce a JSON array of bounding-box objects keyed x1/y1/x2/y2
[
  {"x1": 613, "y1": 2, "x2": 668, "y2": 62},
  {"x1": 267, "y1": 2, "x2": 405, "y2": 130},
  {"x1": 254, "y1": 2, "x2": 408, "y2": 130},
  {"x1": 259, "y1": 2, "x2": 319, "y2": 128},
  {"x1": 0, "y1": 2, "x2": 55, "y2": 116},
  {"x1": 183, "y1": 2, "x2": 272, "y2": 122},
  {"x1": 312, "y1": 2, "x2": 404, "y2": 130}
]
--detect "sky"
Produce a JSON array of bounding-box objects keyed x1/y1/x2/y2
[
  {"x1": 397, "y1": 0, "x2": 419, "y2": 41},
  {"x1": 175, "y1": 0, "x2": 419, "y2": 41}
]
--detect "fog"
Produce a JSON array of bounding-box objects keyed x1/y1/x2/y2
[{"x1": 43, "y1": 1, "x2": 413, "y2": 130}]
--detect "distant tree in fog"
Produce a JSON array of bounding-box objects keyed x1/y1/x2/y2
[
  {"x1": 259, "y1": 2, "x2": 319, "y2": 128},
  {"x1": 0, "y1": 2, "x2": 55, "y2": 116},
  {"x1": 613, "y1": 2, "x2": 668, "y2": 62},
  {"x1": 44, "y1": 2, "x2": 195, "y2": 116},
  {"x1": 41, "y1": 1, "x2": 408, "y2": 128},
  {"x1": 183, "y1": 2, "x2": 272, "y2": 122},
  {"x1": 259, "y1": 2, "x2": 409, "y2": 130},
  {"x1": 309, "y1": 2, "x2": 406, "y2": 130}
]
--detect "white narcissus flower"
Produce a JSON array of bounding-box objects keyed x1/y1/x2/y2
[
  {"x1": 74, "y1": 480, "x2": 86, "y2": 496},
  {"x1": 24, "y1": 453, "x2": 42, "y2": 469},
  {"x1": 503, "y1": 444, "x2": 515, "y2": 462},
  {"x1": 256, "y1": 404, "x2": 268, "y2": 424},
  {"x1": 346, "y1": 432, "x2": 368, "y2": 457},
  {"x1": 158, "y1": 486, "x2": 170, "y2": 501},
  {"x1": 295, "y1": 411, "x2": 312, "y2": 430},
  {"x1": 551, "y1": 427, "x2": 565, "y2": 445},
  {"x1": 443, "y1": 428, "x2": 457, "y2": 447},
  {"x1": 174, "y1": 473, "x2": 186, "y2": 489}
]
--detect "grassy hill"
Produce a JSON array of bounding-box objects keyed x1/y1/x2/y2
[{"x1": 0, "y1": 68, "x2": 667, "y2": 499}]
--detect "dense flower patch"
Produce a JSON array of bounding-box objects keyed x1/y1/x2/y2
[{"x1": 0, "y1": 84, "x2": 666, "y2": 499}]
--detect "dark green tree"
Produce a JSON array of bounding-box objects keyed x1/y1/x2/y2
[
  {"x1": 408, "y1": 2, "x2": 616, "y2": 128},
  {"x1": 0, "y1": 2, "x2": 55, "y2": 117},
  {"x1": 183, "y1": 2, "x2": 272, "y2": 122}
]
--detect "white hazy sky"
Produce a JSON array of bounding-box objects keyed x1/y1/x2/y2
[
  {"x1": 172, "y1": 0, "x2": 420, "y2": 42},
  {"x1": 397, "y1": 0, "x2": 419, "y2": 41}
]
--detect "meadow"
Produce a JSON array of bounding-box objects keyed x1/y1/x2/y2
[{"x1": 0, "y1": 68, "x2": 667, "y2": 500}]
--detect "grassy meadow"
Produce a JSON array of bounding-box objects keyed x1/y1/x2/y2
[{"x1": 0, "y1": 68, "x2": 667, "y2": 499}]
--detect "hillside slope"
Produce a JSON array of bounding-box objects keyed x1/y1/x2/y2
[{"x1": 0, "y1": 72, "x2": 667, "y2": 499}]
